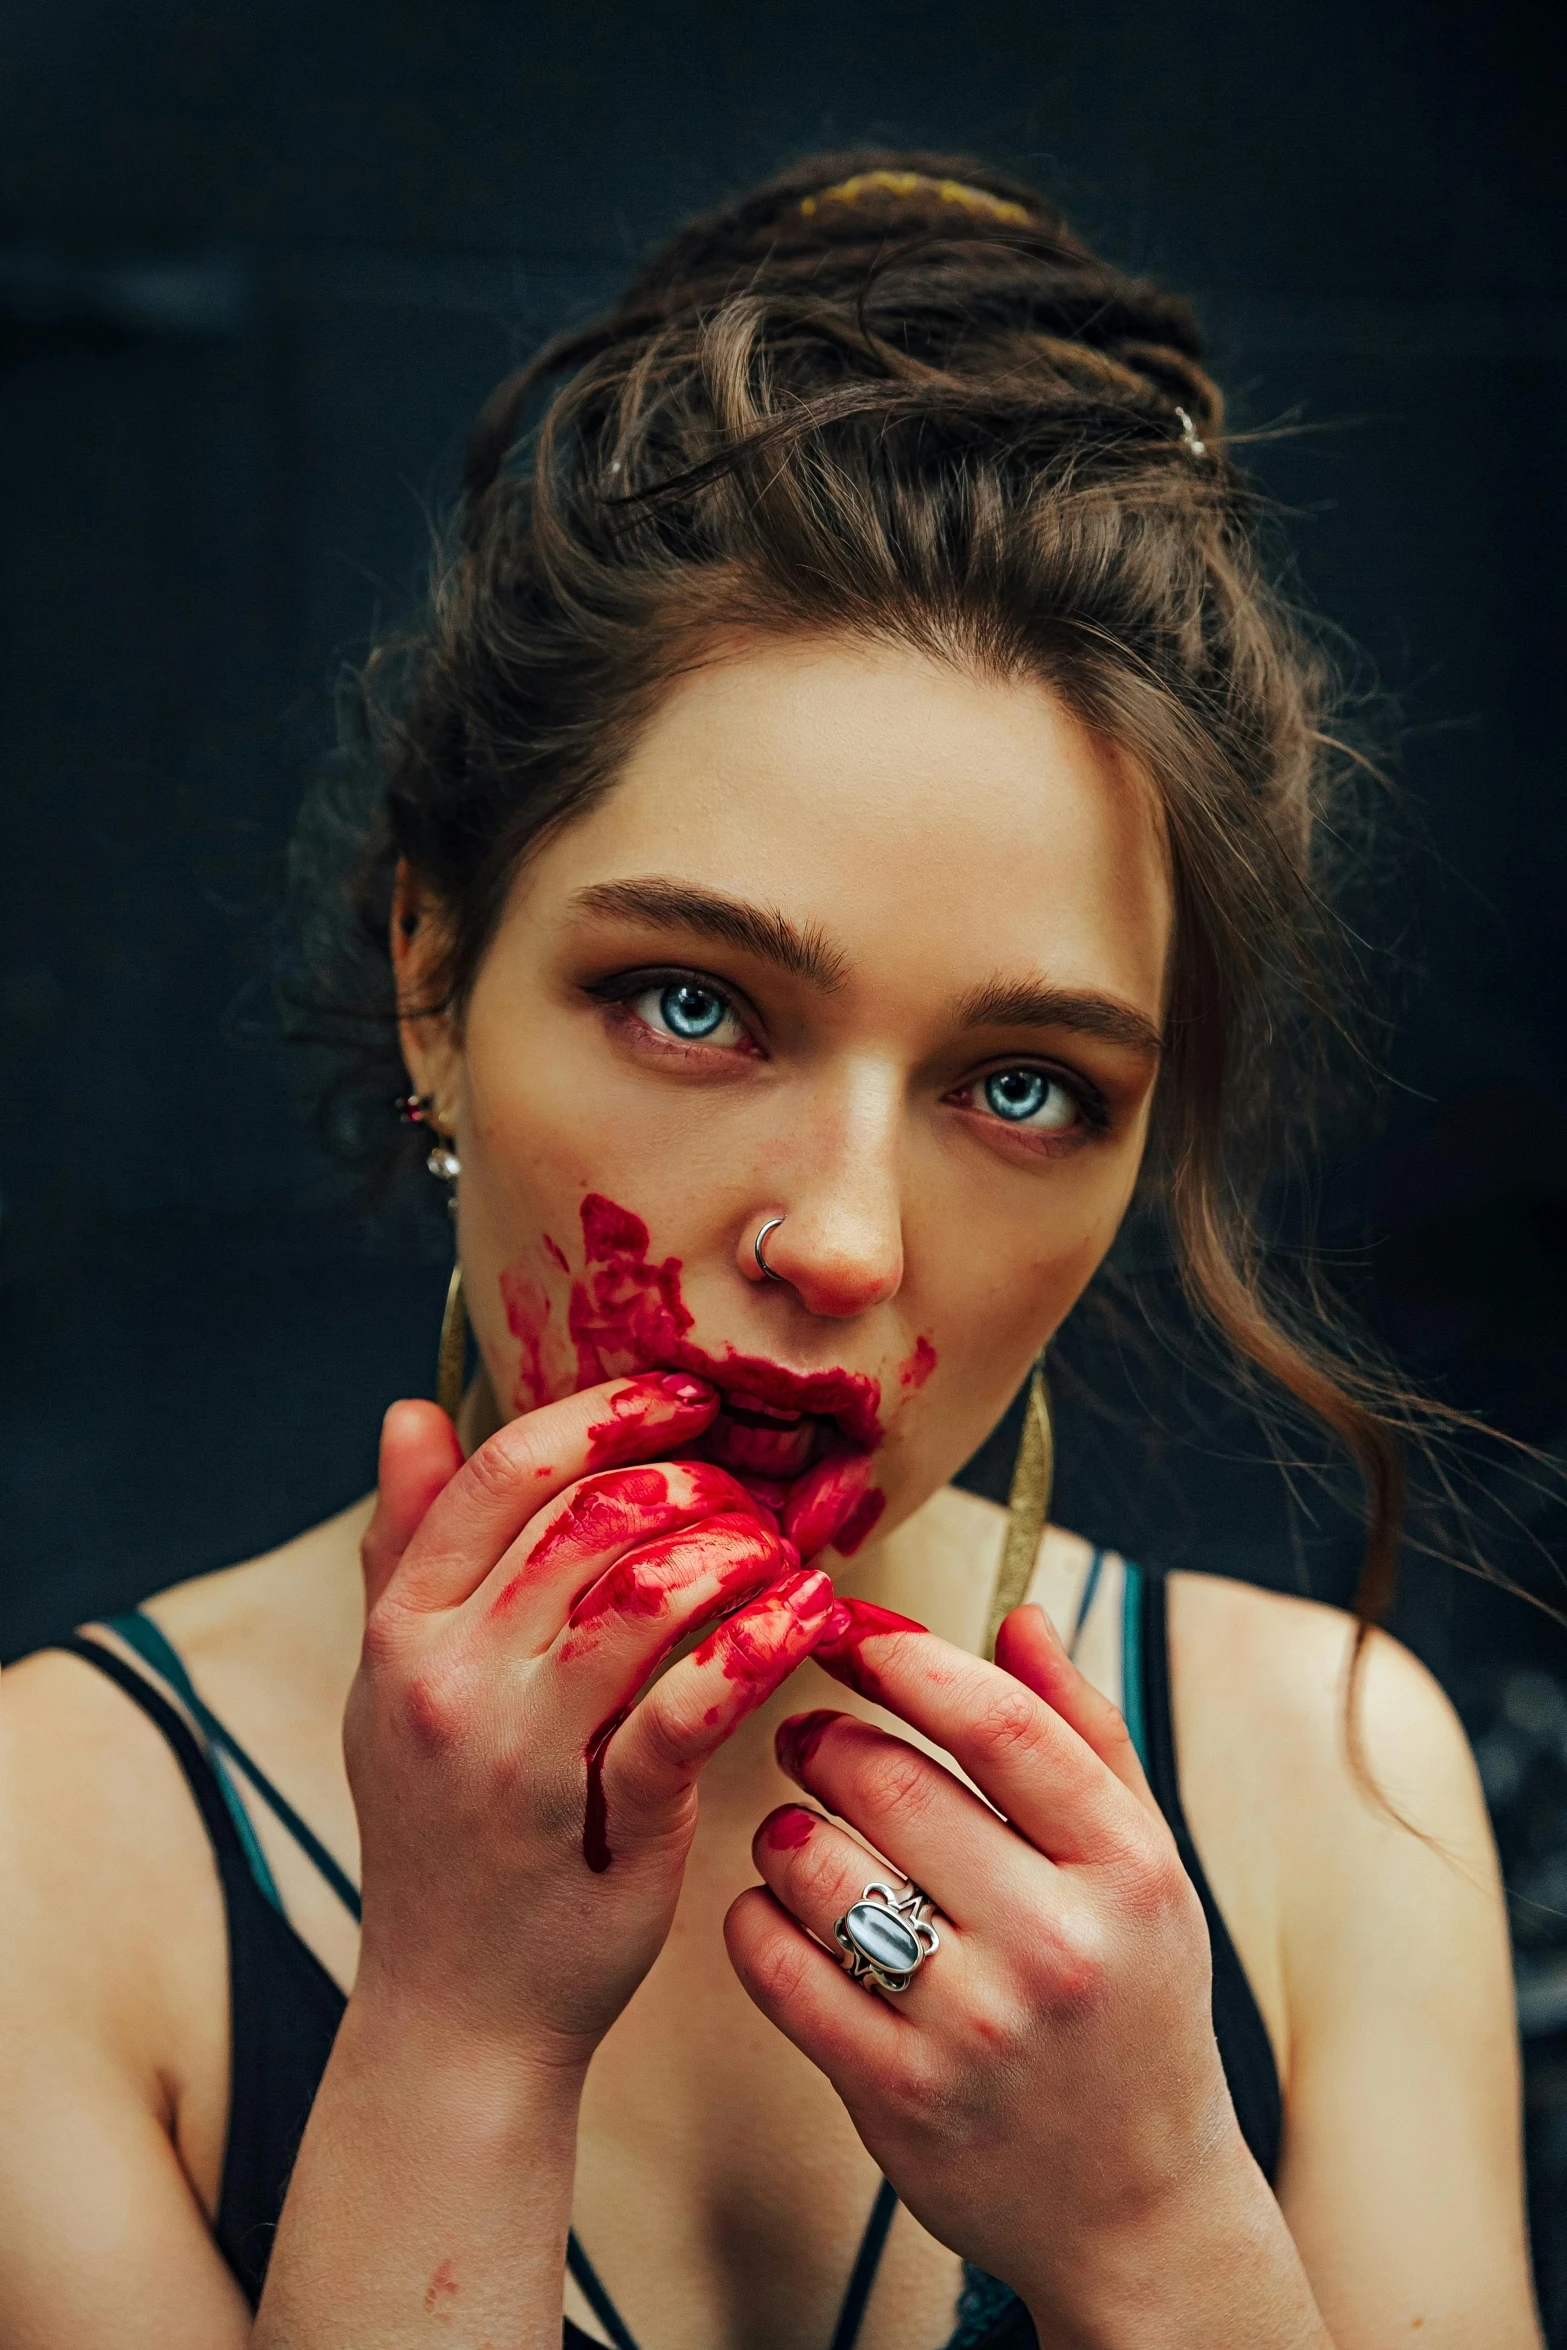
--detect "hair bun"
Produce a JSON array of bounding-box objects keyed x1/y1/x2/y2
[{"x1": 614, "y1": 147, "x2": 1214, "y2": 423}]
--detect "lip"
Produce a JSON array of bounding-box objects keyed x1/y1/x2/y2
[{"x1": 649, "y1": 1352, "x2": 884, "y2": 1560}]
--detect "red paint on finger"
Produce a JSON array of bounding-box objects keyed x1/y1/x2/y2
[
  {"x1": 566, "y1": 1515, "x2": 790, "y2": 1631},
  {"x1": 814, "y1": 1596, "x2": 927, "y2": 1703},
  {"x1": 583, "y1": 1372, "x2": 717, "y2": 1467},
  {"x1": 899, "y1": 1334, "x2": 937, "y2": 1390},
  {"x1": 691, "y1": 1568, "x2": 832, "y2": 1686},
  {"x1": 775, "y1": 1708, "x2": 842, "y2": 1779},
  {"x1": 760, "y1": 1805, "x2": 819, "y2": 1851}
]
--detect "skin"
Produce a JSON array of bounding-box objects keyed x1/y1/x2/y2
[{"x1": 0, "y1": 634, "x2": 1539, "y2": 2348}]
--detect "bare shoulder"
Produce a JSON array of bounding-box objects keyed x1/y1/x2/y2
[{"x1": 1168, "y1": 1569, "x2": 1492, "y2": 1857}]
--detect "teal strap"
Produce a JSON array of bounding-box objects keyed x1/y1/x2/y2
[
  {"x1": 1066, "y1": 1546, "x2": 1104, "y2": 1660},
  {"x1": 103, "y1": 1611, "x2": 286, "y2": 1917},
  {"x1": 1120, "y1": 1563, "x2": 1147, "y2": 1774}
]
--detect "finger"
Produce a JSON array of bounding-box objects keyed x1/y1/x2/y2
[
  {"x1": 362, "y1": 1401, "x2": 466, "y2": 1611},
  {"x1": 481, "y1": 1460, "x2": 772, "y2": 1633},
  {"x1": 752, "y1": 1801, "x2": 958, "y2": 2001},
  {"x1": 383, "y1": 1372, "x2": 717, "y2": 1613},
  {"x1": 994, "y1": 1603, "x2": 1159, "y2": 1817},
  {"x1": 724, "y1": 1883, "x2": 907, "y2": 2088},
  {"x1": 814, "y1": 1598, "x2": 1147, "y2": 1866},
  {"x1": 593, "y1": 1568, "x2": 834, "y2": 1867},
  {"x1": 553, "y1": 1514, "x2": 801, "y2": 1699},
  {"x1": 772, "y1": 1708, "x2": 1026, "y2": 1926}
]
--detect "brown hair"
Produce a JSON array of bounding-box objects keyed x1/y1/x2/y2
[{"x1": 290, "y1": 148, "x2": 1413, "y2": 1651}]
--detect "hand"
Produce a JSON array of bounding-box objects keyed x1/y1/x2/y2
[
  {"x1": 345, "y1": 1375, "x2": 835, "y2": 2079},
  {"x1": 726, "y1": 1601, "x2": 1325, "y2": 2346}
]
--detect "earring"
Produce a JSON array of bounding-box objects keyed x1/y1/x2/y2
[
  {"x1": 984, "y1": 1359, "x2": 1054, "y2": 1659},
  {"x1": 436, "y1": 1262, "x2": 468, "y2": 1423}
]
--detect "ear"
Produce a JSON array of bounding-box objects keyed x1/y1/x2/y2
[{"x1": 390, "y1": 859, "x2": 462, "y2": 1124}]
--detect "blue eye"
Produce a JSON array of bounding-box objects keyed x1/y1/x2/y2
[
  {"x1": 983, "y1": 1068, "x2": 1077, "y2": 1130},
  {"x1": 658, "y1": 981, "x2": 729, "y2": 1039}
]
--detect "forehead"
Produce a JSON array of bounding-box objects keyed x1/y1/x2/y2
[{"x1": 530, "y1": 633, "x2": 1171, "y2": 1013}]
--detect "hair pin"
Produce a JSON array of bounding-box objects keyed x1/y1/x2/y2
[{"x1": 1174, "y1": 406, "x2": 1208, "y2": 459}]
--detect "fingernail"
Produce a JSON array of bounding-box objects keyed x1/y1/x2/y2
[
  {"x1": 776, "y1": 1708, "x2": 840, "y2": 1778},
  {"x1": 815, "y1": 1596, "x2": 927, "y2": 1651},
  {"x1": 655, "y1": 1373, "x2": 714, "y2": 1407},
  {"x1": 782, "y1": 1565, "x2": 830, "y2": 1618}
]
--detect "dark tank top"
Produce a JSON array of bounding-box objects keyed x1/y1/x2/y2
[{"x1": 53, "y1": 1561, "x2": 1280, "y2": 2348}]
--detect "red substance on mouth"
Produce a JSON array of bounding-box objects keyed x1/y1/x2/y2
[
  {"x1": 814, "y1": 1596, "x2": 928, "y2": 1704},
  {"x1": 761, "y1": 1805, "x2": 819, "y2": 1851},
  {"x1": 775, "y1": 1707, "x2": 842, "y2": 1779},
  {"x1": 828, "y1": 1487, "x2": 886, "y2": 1556},
  {"x1": 899, "y1": 1334, "x2": 938, "y2": 1390}
]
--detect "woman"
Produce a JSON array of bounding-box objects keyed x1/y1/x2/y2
[{"x1": 0, "y1": 153, "x2": 1538, "y2": 2347}]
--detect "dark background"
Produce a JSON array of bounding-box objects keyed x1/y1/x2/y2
[{"x1": 2, "y1": 0, "x2": 1565, "y2": 2324}]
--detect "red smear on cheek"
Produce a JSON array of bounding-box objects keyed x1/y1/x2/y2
[
  {"x1": 899, "y1": 1334, "x2": 937, "y2": 1390},
  {"x1": 501, "y1": 1265, "x2": 556, "y2": 1414},
  {"x1": 814, "y1": 1596, "x2": 927, "y2": 1703},
  {"x1": 568, "y1": 1195, "x2": 883, "y2": 1448},
  {"x1": 541, "y1": 1233, "x2": 570, "y2": 1273},
  {"x1": 761, "y1": 1805, "x2": 818, "y2": 1851}
]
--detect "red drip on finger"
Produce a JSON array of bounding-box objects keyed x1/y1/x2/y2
[
  {"x1": 775, "y1": 1707, "x2": 841, "y2": 1778},
  {"x1": 814, "y1": 1596, "x2": 927, "y2": 1703}
]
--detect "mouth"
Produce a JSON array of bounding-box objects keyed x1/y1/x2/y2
[{"x1": 661, "y1": 1356, "x2": 884, "y2": 1561}]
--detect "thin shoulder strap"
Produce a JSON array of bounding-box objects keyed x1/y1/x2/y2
[
  {"x1": 102, "y1": 1612, "x2": 285, "y2": 1914},
  {"x1": 52, "y1": 1635, "x2": 267, "y2": 1899},
  {"x1": 1120, "y1": 1560, "x2": 1147, "y2": 1771},
  {"x1": 102, "y1": 1610, "x2": 362, "y2": 1925}
]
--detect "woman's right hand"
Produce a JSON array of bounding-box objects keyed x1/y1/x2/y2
[{"x1": 344, "y1": 1373, "x2": 833, "y2": 2078}]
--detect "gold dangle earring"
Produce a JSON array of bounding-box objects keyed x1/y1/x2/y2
[
  {"x1": 984, "y1": 1359, "x2": 1054, "y2": 1659},
  {"x1": 400, "y1": 1092, "x2": 467, "y2": 1422}
]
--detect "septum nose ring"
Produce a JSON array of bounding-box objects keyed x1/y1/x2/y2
[{"x1": 754, "y1": 1216, "x2": 786, "y2": 1282}]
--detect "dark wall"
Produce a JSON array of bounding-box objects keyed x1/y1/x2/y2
[{"x1": 3, "y1": 0, "x2": 1566, "y2": 2320}]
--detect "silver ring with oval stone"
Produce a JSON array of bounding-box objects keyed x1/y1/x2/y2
[{"x1": 833, "y1": 1880, "x2": 941, "y2": 1994}]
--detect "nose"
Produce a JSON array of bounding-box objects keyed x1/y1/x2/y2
[{"x1": 738, "y1": 1069, "x2": 905, "y2": 1319}]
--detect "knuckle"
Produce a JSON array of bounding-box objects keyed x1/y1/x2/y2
[
  {"x1": 972, "y1": 1680, "x2": 1044, "y2": 1762},
  {"x1": 463, "y1": 1426, "x2": 541, "y2": 1503},
  {"x1": 1110, "y1": 1822, "x2": 1192, "y2": 1928},
  {"x1": 743, "y1": 1918, "x2": 816, "y2": 2006},
  {"x1": 1026, "y1": 1903, "x2": 1113, "y2": 2019},
  {"x1": 860, "y1": 1740, "x2": 940, "y2": 1822}
]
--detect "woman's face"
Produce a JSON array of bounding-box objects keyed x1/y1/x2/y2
[{"x1": 397, "y1": 633, "x2": 1171, "y2": 1564}]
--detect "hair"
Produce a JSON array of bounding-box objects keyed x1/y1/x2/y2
[{"x1": 286, "y1": 146, "x2": 1425, "y2": 1670}]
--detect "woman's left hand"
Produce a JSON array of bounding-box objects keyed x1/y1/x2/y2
[{"x1": 724, "y1": 1599, "x2": 1332, "y2": 2348}]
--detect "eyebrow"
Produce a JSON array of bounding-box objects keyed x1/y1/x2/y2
[
  {"x1": 569, "y1": 876, "x2": 1162, "y2": 1058},
  {"x1": 568, "y1": 877, "x2": 850, "y2": 992},
  {"x1": 955, "y1": 976, "x2": 1165, "y2": 1060}
]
